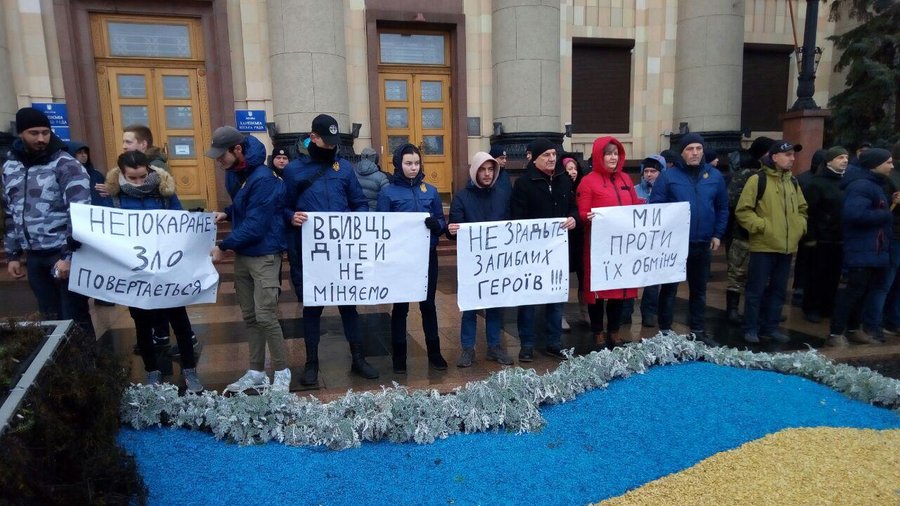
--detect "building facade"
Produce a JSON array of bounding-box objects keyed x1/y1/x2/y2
[{"x1": 0, "y1": 0, "x2": 846, "y2": 209}]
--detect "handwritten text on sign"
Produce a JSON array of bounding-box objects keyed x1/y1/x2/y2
[
  {"x1": 301, "y1": 212, "x2": 430, "y2": 306},
  {"x1": 457, "y1": 218, "x2": 569, "y2": 311},
  {"x1": 68, "y1": 203, "x2": 219, "y2": 309},
  {"x1": 589, "y1": 202, "x2": 690, "y2": 291}
]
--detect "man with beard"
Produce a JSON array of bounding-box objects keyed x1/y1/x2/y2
[{"x1": 2, "y1": 107, "x2": 94, "y2": 336}]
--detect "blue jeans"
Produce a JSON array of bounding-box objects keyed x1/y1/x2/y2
[
  {"x1": 460, "y1": 308, "x2": 504, "y2": 349},
  {"x1": 517, "y1": 302, "x2": 563, "y2": 349},
  {"x1": 658, "y1": 242, "x2": 711, "y2": 332},
  {"x1": 26, "y1": 250, "x2": 94, "y2": 337},
  {"x1": 863, "y1": 238, "x2": 900, "y2": 332},
  {"x1": 742, "y1": 252, "x2": 792, "y2": 335}
]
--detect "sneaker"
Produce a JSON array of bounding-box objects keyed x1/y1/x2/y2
[
  {"x1": 182, "y1": 367, "x2": 203, "y2": 393},
  {"x1": 542, "y1": 346, "x2": 567, "y2": 360},
  {"x1": 168, "y1": 334, "x2": 202, "y2": 360},
  {"x1": 300, "y1": 362, "x2": 319, "y2": 386},
  {"x1": 762, "y1": 330, "x2": 790, "y2": 343},
  {"x1": 883, "y1": 326, "x2": 899, "y2": 337},
  {"x1": 561, "y1": 316, "x2": 571, "y2": 332},
  {"x1": 456, "y1": 348, "x2": 476, "y2": 368},
  {"x1": 825, "y1": 334, "x2": 849, "y2": 347},
  {"x1": 486, "y1": 346, "x2": 513, "y2": 365},
  {"x1": 272, "y1": 368, "x2": 292, "y2": 393},
  {"x1": 145, "y1": 370, "x2": 162, "y2": 385},
  {"x1": 133, "y1": 334, "x2": 171, "y2": 355},
  {"x1": 743, "y1": 332, "x2": 760, "y2": 344},
  {"x1": 518, "y1": 346, "x2": 534, "y2": 363},
  {"x1": 225, "y1": 370, "x2": 269, "y2": 394}
]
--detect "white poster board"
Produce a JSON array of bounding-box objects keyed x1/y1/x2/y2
[
  {"x1": 589, "y1": 202, "x2": 690, "y2": 291},
  {"x1": 301, "y1": 212, "x2": 430, "y2": 306},
  {"x1": 456, "y1": 218, "x2": 569, "y2": 311},
  {"x1": 68, "y1": 203, "x2": 219, "y2": 309}
]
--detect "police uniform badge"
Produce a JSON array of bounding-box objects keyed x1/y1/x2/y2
[
  {"x1": 420, "y1": 184, "x2": 427, "y2": 192},
  {"x1": 332, "y1": 162, "x2": 340, "y2": 171}
]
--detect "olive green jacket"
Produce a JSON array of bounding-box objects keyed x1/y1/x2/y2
[{"x1": 735, "y1": 164, "x2": 808, "y2": 254}]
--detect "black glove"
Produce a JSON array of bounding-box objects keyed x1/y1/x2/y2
[
  {"x1": 66, "y1": 237, "x2": 82, "y2": 251},
  {"x1": 424, "y1": 217, "x2": 442, "y2": 233},
  {"x1": 188, "y1": 207, "x2": 205, "y2": 213}
]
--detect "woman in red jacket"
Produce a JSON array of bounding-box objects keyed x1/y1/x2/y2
[{"x1": 577, "y1": 136, "x2": 641, "y2": 348}]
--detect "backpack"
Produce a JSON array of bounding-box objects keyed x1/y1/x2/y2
[{"x1": 753, "y1": 170, "x2": 799, "y2": 210}]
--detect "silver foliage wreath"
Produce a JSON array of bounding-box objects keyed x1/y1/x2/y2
[{"x1": 120, "y1": 334, "x2": 900, "y2": 450}]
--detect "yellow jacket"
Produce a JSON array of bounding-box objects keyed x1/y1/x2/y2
[{"x1": 735, "y1": 165, "x2": 808, "y2": 254}]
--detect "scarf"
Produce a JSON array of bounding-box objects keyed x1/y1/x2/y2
[{"x1": 119, "y1": 170, "x2": 162, "y2": 199}]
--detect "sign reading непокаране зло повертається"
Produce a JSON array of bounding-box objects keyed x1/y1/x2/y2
[{"x1": 68, "y1": 203, "x2": 219, "y2": 309}]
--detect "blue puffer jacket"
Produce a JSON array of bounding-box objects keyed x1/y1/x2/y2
[
  {"x1": 375, "y1": 144, "x2": 446, "y2": 248},
  {"x1": 649, "y1": 161, "x2": 728, "y2": 243},
  {"x1": 841, "y1": 169, "x2": 893, "y2": 267},
  {"x1": 220, "y1": 135, "x2": 286, "y2": 256},
  {"x1": 103, "y1": 166, "x2": 182, "y2": 211},
  {"x1": 282, "y1": 146, "x2": 368, "y2": 217}
]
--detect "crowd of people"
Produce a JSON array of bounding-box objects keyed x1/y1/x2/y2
[{"x1": 3, "y1": 105, "x2": 898, "y2": 395}]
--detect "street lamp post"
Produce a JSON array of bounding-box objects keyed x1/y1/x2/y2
[{"x1": 790, "y1": 0, "x2": 822, "y2": 111}]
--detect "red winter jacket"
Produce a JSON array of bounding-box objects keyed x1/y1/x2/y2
[{"x1": 576, "y1": 136, "x2": 641, "y2": 302}]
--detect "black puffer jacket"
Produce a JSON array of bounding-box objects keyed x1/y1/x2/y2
[
  {"x1": 510, "y1": 162, "x2": 577, "y2": 221},
  {"x1": 805, "y1": 168, "x2": 845, "y2": 243}
]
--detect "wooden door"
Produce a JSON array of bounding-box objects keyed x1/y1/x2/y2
[{"x1": 379, "y1": 73, "x2": 452, "y2": 193}]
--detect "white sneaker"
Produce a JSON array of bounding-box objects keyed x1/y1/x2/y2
[
  {"x1": 272, "y1": 368, "x2": 292, "y2": 393},
  {"x1": 225, "y1": 370, "x2": 269, "y2": 394}
]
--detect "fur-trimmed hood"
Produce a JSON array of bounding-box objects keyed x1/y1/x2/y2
[{"x1": 104, "y1": 166, "x2": 177, "y2": 197}]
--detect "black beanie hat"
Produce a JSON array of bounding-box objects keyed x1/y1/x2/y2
[
  {"x1": 678, "y1": 133, "x2": 705, "y2": 153},
  {"x1": 859, "y1": 148, "x2": 891, "y2": 170},
  {"x1": 529, "y1": 138, "x2": 555, "y2": 160},
  {"x1": 748, "y1": 136, "x2": 775, "y2": 160},
  {"x1": 16, "y1": 107, "x2": 51, "y2": 133}
]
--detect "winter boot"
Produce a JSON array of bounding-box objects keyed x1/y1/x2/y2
[
  {"x1": 726, "y1": 290, "x2": 742, "y2": 325},
  {"x1": 300, "y1": 341, "x2": 319, "y2": 386},
  {"x1": 349, "y1": 341, "x2": 379, "y2": 379}
]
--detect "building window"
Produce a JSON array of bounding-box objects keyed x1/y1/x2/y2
[
  {"x1": 572, "y1": 39, "x2": 634, "y2": 134},
  {"x1": 741, "y1": 44, "x2": 793, "y2": 132}
]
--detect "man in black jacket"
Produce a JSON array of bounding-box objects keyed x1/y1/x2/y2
[{"x1": 509, "y1": 138, "x2": 577, "y2": 361}]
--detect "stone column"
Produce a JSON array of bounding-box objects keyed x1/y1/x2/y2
[
  {"x1": 491, "y1": 0, "x2": 562, "y2": 166},
  {"x1": 671, "y1": 0, "x2": 744, "y2": 155},
  {"x1": 267, "y1": 0, "x2": 352, "y2": 152},
  {"x1": 0, "y1": 1, "x2": 18, "y2": 157}
]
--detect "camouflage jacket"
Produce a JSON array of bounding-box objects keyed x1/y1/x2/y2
[{"x1": 2, "y1": 135, "x2": 90, "y2": 260}]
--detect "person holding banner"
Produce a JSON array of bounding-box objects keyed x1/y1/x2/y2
[
  {"x1": 510, "y1": 138, "x2": 578, "y2": 361},
  {"x1": 649, "y1": 133, "x2": 728, "y2": 346},
  {"x1": 102, "y1": 151, "x2": 203, "y2": 392},
  {"x1": 208, "y1": 126, "x2": 291, "y2": 394},
  {"x1": 577, "y1": 137, "x2": 641, "y2": 348},
  {"x1": 447, "y1": 151, "x2": 515, "y2": 367},
  {"x1": 283, "y1": 114, "x2": 379, "y2": 386},
  {"x1": 376, "y1": 143, "x2": 448, "y2": 373}
]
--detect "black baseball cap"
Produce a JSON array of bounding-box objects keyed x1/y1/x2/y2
[
  {"x1": 768, "y1": 140, "x2": 803, "y2": 155},
  {"x1": 311, "y1": 114, "x2": 341, "y2": 145}
]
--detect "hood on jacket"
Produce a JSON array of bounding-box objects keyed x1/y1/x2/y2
[
  {"x1": 355, "y1": 158, "x2": 380, "y2": 176},
  {"x1": 10, "y1": 133, "x2": 68, "y2": 167},
  {"x1": 240, "y1": 134, "x2": 268, "y2": 168},
  {"x1": 105, "y1": 166, "x2": 177, "y2": 197},
  {"x1": 391, "y1": 142, "x2": 425, "y2": 186},
  {"x1": 65, "y1": 140, "x2": 94, "y2": 169},
  {"x1": 591, "y1": 136, "x2": 626, "y2": 176},
  {"x1": 468, "y1": 151, "x2": 499, "y2": 188}
]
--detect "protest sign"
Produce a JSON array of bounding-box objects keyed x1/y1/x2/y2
[
  {"x1": 456, "y1": 218, "x2": 569, "y2": 311},
  {"x1": 68, "y1": 203, "x2": 219, "y2": 309},
  {"x1": 589, "y1": 202, "x2": 690, "y2": 291},
  {"x1": 301, "y1": 212, "x2": 430, "y2": 306}
]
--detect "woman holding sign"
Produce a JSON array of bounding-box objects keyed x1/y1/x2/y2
[
  {"x1": 576, "y1": 136, "x2": 641, "y2": 348},
  {"x1": 103, "y1": 150, "x2": 204, "y2": 393},
  {"x1": 376, "y1": 143, "x2": 448, "y2": 374}
]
